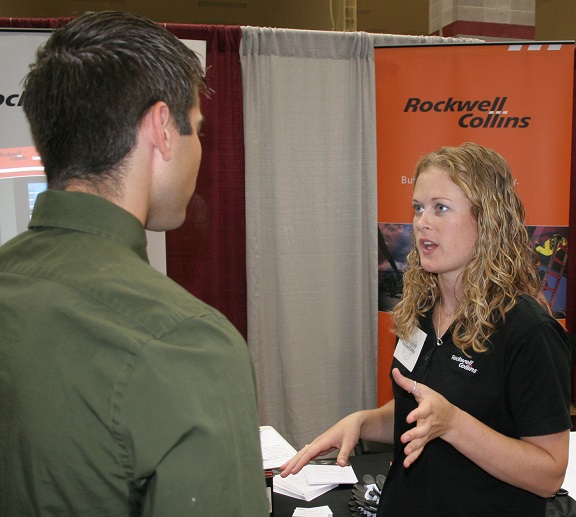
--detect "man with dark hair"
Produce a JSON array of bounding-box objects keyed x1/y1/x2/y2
[{"x1": 0, "y1": 11, "x2": 268, "y2": 516}]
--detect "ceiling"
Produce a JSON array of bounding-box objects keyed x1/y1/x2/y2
[{"x1": 0, "y1": 0, "x2": 431, "y2": 36}]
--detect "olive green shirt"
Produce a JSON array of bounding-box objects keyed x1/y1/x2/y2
[{"x1": 0, "y1": 190, "x2": 268, "y2": 517}]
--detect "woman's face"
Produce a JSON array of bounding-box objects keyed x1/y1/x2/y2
[{"x1": 412, "y1": 166, "x2": 478, "y2": 286}]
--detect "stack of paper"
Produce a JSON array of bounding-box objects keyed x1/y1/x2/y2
[
  {"x1": 293, "y1": 505, "x2": 333, "y2": 516},
  {"x1": 260, "y1": 425, "x2": 358, "y2": 502},
  {"x1": 260, "y1": 426, "x2": 298, "y2": 470},
  {"x1": 273, "y1": 466, "x2": 338, "y2": 501},
  {"x1": 303, "y1": 464, "x2": 358, "y2": 485},
  {"x1": 273, "y1": 464, "x2": 357, "y2": 501}
]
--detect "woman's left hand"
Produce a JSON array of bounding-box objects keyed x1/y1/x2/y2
[{"x1": 392, "y1": 367, "x2": 458, "y2": 468}]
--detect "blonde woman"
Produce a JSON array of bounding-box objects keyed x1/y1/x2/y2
[{"x1": 281, "y1": 143, "x2": 572, "y2": 517}]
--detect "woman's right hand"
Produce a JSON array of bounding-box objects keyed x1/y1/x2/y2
[{"x1": 279, "y1": 411, "x2": 366, "y2": 477}]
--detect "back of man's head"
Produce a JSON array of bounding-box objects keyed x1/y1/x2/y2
[{"x1": 23, "y1": 11, "x2": 207, "y2": 190}]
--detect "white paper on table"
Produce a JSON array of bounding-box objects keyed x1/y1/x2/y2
[
  {"x1": 303, "y1": 464, "x2": 358, "y2": 485},
  {"x1": 273, "y1": 469, "x2": 337, "y2": 502},
  {"x1": 561, "y1": 432, "x2": 576, "y2": 495},
  {"x1": 293, "y1": 505, "x2": 333, "y2": 517},
  {"x1": 260, "y1": 425, "x2": 298, "y2": 470}
]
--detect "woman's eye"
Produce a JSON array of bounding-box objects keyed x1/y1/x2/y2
[
  {"x1": 413, "y1": 204, "x2": 423, "y2": 213},
  {"x1": 436, "y1": 204, "x2": 448, "y2": 213}
]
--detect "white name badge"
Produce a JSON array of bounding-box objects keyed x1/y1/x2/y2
[{"x1": 393, "y1": 328, "x2": 426, "y2": 372}]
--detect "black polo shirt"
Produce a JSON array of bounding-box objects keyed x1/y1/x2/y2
[{"x1": 379, "y1": 296, "x2": 572, "y2": 517}]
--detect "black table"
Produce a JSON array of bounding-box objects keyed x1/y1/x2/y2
[
  {"x1": 273, "y1": 453, "x2": 392, "y2": 517},
  {"x1": 272, "y1": 452, "x2": 576, "y2": 517}
]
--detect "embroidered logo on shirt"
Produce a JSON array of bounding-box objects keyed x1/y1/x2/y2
[{"x1": 451, "y1": 354, "x2": 478, "y2": 374}]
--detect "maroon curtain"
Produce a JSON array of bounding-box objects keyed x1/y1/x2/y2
[
  {"x1": 0, "y1": 17, "x2": 73, "y2": 29},
  {"x1": 164, "y1": 25, "x2": 248, "y2": 339},
  {"x1": 0, "y1": 18, "x2": 248, "y2": 339}
]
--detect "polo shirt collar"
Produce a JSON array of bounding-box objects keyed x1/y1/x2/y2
[{"x1": 29, "y1": 189, "x2": 149, "y2": 262}]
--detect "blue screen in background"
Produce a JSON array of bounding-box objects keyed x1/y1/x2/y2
[{"x1": 27, "y1": 182, "x2": 47, "y2": 219}]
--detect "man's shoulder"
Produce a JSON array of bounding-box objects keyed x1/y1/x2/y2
[{"x1": 0, "y1": 227, "x2": 233, "y2": 340}]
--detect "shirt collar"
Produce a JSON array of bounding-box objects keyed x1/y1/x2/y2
[{"x1": 29, "y1": 190, "x2": 149, "y2": 262}]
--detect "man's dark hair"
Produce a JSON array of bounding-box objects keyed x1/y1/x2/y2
[{"x1": 22, "y1": 11, "x2": 207, "y2": 190}]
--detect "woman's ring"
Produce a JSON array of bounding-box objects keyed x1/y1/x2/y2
[{"x1": 410, "y1": 380, "x2": 417, "y2": 393}]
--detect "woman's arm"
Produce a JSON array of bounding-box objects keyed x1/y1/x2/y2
[
  {"x1": 280, "y1": 400, "x2": 395, "y2": 476},
  {"x1": 393, "y1": 368, "x2": 569, "y2": 498}
]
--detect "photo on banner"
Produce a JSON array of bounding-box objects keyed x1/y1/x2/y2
[{"x1": 375, "y1": 42, "x2": 575, "y2": 403}]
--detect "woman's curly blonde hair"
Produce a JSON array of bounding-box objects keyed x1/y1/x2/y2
[{"x1": 392, "y1": 142, "x2": 550, "y2": 354}]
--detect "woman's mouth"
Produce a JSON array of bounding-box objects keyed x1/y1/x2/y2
[{"x1": 420, "y1": 239, "x2": 437, "y2": 253}]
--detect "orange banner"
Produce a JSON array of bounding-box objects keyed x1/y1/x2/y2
[{"x1": 375, "y1": 42, "x2": 574, "y2": 404}]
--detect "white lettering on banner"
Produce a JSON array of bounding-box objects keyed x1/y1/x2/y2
[{"x1": 402, "y1": 175, "x2": 518, "y2": 187}]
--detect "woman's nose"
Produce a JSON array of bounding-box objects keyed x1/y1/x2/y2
[{"x1": 415, "y1": 209, "x2": 431, "y2": 231}]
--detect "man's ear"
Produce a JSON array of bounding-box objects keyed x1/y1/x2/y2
[{"x1": 147, "y1": 101, "x2": 173, "y2": 160}]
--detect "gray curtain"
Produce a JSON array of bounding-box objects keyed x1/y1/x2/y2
[{"x1": 240, "y1": 27, "x2": 479, "y2": 449}]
